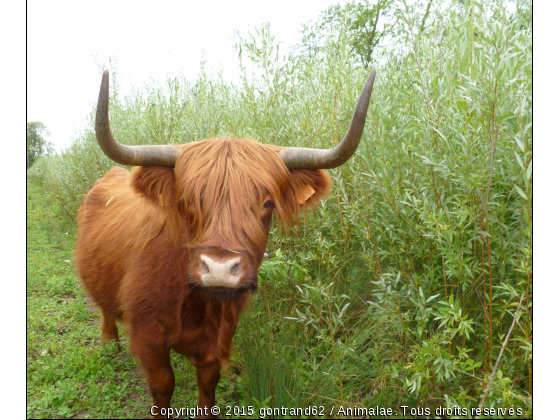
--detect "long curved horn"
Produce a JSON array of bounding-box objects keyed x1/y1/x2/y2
[
  {"x1": 279, "y1": 68, "x2": 376, "y2": 170},
  {"x1": 95, "y1": 70, "x2": 181, "y2": 167}
]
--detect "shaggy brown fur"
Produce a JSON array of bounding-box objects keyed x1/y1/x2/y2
[{"x1": 76, "y1": 138, "x2": 331, "y2": 418}]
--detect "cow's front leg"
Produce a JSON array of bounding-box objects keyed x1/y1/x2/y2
[
  {"x1": 130, "y1": 331, "x2": 175, "y2": 419},
  {"x1": 195, "y1": 360, "x2": 221, "y2": 419}
]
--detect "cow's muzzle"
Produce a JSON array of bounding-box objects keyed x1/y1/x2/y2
[{"x1": 188, "y1": 247, "x2": 258, "y2": 299}]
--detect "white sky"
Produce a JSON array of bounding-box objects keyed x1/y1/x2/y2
[{"x1": 27, "y1": 0, "x2": 339, "y2": 151}]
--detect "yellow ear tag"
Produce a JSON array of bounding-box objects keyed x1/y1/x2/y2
[{"x1": 297, "y1": 184, "x2": 316, "y2": 204}]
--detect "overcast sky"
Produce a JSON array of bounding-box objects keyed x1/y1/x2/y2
[{"x1": 27, "y1": 0, "x2": 339, "y2": 151}]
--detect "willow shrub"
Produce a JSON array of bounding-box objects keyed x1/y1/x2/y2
[{"x1": 29, "y1": 0, "x2": 532, "y2": 415}]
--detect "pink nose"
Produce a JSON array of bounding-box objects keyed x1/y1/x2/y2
[{"x1": 198, "y1": 255, "x2": 243, "y2": 287}]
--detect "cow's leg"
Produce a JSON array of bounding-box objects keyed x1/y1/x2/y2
[
  {"x1": 101, "y1": 310, "x2": 120, "y2": 345},
  {"x1": 130, "y1": 333, "x2": 175, "y2": 419},
  {"x1": 195, "y1": 361, "x2": 221, "y2": 419}
]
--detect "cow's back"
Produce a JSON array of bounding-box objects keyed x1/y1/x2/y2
[{"x1": 76, "y1": 166, "x2": 166, "y2": 318}]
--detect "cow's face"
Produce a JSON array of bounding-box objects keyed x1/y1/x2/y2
[{"x1": 131, "y1": 138, "x2": 331, "y2": 300}]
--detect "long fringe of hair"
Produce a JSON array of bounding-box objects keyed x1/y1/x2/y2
[
  {"x1": 90, "y1": 138, "x2": 331, "y2": 254},
  {"x1": 174, "y1": 138, "x2": 293, "y2": 251}
]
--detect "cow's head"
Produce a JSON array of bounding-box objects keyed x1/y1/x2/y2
[{"x1": 95, "y1": 69, "x2": 376, "y2": 300}]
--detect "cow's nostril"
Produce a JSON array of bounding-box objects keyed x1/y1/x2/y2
[
  {"x1": 200, "y1": 261, "x2": 209, "y2": 274},
  {"x1": 230, "y1": 263, "x2": 241, "y2": 276}
]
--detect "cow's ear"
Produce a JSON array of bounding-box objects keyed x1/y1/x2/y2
[
  {"x1": 131, "y1": 167, "x2": 176, "y2": 206},
  {"x1": 277, "y1": 169, "x2": 332, "y2": 222}
]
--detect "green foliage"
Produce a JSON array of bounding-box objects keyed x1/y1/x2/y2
[
  {"x1": 27, "y1": 122, "x2": 53, "y2": 169},
  {"x1": 298, "y1": 0, "x2": 395, "y2": 67},
  {"x1": 297, "y1": 0, "x2": 438, "y2": 68},
  {"x1": 28, "y1": 0, "x2": 532, "y2": 417}
]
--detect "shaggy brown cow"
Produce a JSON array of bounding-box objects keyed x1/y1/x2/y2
[{"x1": 76, "y1": 69, "x2": 376, "y2": 418}]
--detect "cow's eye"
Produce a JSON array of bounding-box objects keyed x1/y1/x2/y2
[{"x1": 263, "y1": 200, "x2": 273, "y2": 209}]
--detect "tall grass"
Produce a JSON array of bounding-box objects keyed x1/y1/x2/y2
[{"x1": 29, "y1": 0, "x2": 532, "y2": 415}]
